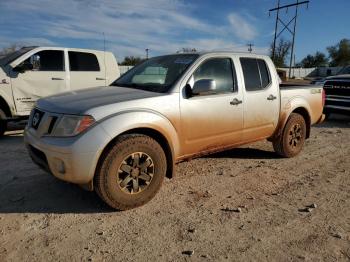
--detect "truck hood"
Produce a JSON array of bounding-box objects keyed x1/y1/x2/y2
[
  {"x1": 325, "y1": 74, "x2": 350, "y2": 80},
  {"x1": 36, "y1": 85, "x2": 166, "y2": 115},
  {"x1": 0, "y1": 66, "x2": 6, "y2": 78}
]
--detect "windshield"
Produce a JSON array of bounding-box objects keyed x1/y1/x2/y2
[
  {"x1": 112, "y1": 54, "x2": 199, "y2": 92},
  {"x1": 0, "y1": 47, "x2": 36, "y2": 66},
  {"x1": 337, "y1": 66, "x2": 350, "y2": 75}
]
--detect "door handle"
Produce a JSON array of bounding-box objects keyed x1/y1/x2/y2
[
  {"x1": 51, "y1": 77, "x2": 64, "y2": 80},
  {"x1": 267, "y1": 94, "x2": 277, "y2": 101},
  {"x1": 230, "y1": 98, "x2": 242, "y2": 106},
  {"x1": 96, "y1": 77, "x2": 106, "y2": 80}
]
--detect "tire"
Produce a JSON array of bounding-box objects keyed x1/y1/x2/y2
[
  {"x1": 273, "y1": 113, "x2": 306, "y2": 158},
  {"x1": 0, "y1": 109, "x2": 7, "y2": 137},
  {"x1": 95, "y1": 134, "x2": 167, "y2": 210}
]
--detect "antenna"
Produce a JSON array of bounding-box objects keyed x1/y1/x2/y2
[
  {"x1": 103, "y1": 32, "x2": 107, "y2": 84},
  {"x1": 269, "y1": 0, "x2": 309, "y2": 78}
]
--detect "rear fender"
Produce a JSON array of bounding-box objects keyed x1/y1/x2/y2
[{"x1": 271, "y1": 97, "x2": 312, "y2": 140}]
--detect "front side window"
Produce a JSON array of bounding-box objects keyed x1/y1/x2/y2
[
  {"x1": 22, "y1": 50, "x2": 64, "y2": 71},
  {"x1": 193, "y1": 58, "x2": 235, "y2": 94},
  {"x1": 240, "y1": 58, "x2": 271, "y2": 91},
  {"x1": 69, "y1": 51, "x2": 100, "y2": 71},
  {"x1": 113, "y1": 54, "x2": 198, "y2": 93}
]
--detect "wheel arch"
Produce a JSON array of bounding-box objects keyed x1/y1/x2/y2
[
  {"x1": 270, "y1": 105, "x2": 312, "y2": 141},
  {"x1": 96, "y1": 127, "x2": 175, "y2": 180},
  {"x1": 0, "y1": 96, "x2": 12, "y2": 118}
]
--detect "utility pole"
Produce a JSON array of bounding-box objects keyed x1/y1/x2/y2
[
  {"x1": 269, "y1": 0, "x2": 309, "y2": 78},
  {"x1": 271, "y1": 0, "x2": 280, "y2": 61},
  {"x1": 145, "y1": 48, "x2": 149, "y2": 59},
  {"x1": 247, "y1": 43, "x2": 254, "y2": 53}
]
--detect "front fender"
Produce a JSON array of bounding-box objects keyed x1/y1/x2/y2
[{"x1": 98, "y1": 110, "x2": 180, "y2": 159}]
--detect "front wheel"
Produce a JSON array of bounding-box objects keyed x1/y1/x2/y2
[
  {"x1": 0, "y1": 109, "x2": 7, "y2": 137},
  {"x1": 94, "y1": 134, "x2": 167, "y2": 210},
  {"x1": 273, "y1": 113, "x2": 306, "y2": 158}
]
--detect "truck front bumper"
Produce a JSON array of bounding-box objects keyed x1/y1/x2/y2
[{"x1": 24, "y1": 125, "x2": 111, "y2": 186}]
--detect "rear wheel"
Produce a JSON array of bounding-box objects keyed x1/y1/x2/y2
[
  {"x1": 95, "y1": 134, "x2": 167, "y2": 210},
  {"x1": 273, "y1": 113, "x2": 306, "y2": 158},
  {"x1": 0, "y1": 109, "x2": 7, "y2": 137}
]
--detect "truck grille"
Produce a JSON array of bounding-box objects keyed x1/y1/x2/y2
[
  {"x1": 324, "y1": 79, "x2": 350, "y2": 112},
  {"x1": 29, "y1": 108, "x2": 61, "y2": 136},
  {"x1": 324, "y1": 80, "x2": 350, "y2": 96}
]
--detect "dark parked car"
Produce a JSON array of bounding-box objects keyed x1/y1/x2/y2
[{"x1": 323, "y1": 75, "x2": 350, "y2": 118}]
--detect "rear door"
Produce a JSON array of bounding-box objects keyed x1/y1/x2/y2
[
  {"x1": 68, "y1": 51, "x2": 106, "y2": 90},
  {"x1": 10, "y1": 49, "x2": 67, "y2": 113},
  {"x1": 180, "y1": 56, "x2": 243, "y2": 156},
  {"x1": 239, "y1": 57, "x2": 279, "y2": 141}
]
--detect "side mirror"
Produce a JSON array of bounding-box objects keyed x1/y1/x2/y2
[
  {"x1": 192, "y1": 79, "x2": 216, "y2": 95},
  {"x1": 13, "y1": 62, "x2": 33, "y2": 73}
]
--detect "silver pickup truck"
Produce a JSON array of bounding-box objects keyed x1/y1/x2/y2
[{"x1": 24, "y1": 52, "x2": 325, "y2": 210}]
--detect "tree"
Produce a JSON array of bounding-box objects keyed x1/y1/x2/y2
[
  {"x1": 0, "y1": 44, "x2": 23, "y2": 56},
  {"x1": 300, "y1": 51, "x2": 328, "y2": 68},
  {"x1": 176, "y1": 48, "x2": 197, "y2": 53},
  {"x1": 120, "y1": 56, "x2": 145, "y2": 66},
  {"x1": 270, "y1": 38, "x2": 292, "y2": 68},
  {"x1": 327, "y1": 38, "x2": 350, "y2": 67}
]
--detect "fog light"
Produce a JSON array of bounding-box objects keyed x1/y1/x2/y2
[{"x1": 54, "y1": 159, "x2": 66, "y2": 174}]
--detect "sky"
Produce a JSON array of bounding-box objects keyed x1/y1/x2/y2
[{"x1": 0, "y1": 0, "x2": 349, "y2": 63}]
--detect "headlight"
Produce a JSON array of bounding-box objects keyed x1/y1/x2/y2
[{"x1": 52, "y1": 115, "x2": 95, "y2": 137}]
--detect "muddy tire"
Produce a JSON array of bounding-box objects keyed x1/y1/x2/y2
[
  {"x1": 95, "y1": 134, "x2": 167, "y2": 210},
  {"x1": 273, "y1": 113, "x2": 306, "y2": 158},
  {"x1": 0, "y1": 109, "x2": 7, "y2": 137}
]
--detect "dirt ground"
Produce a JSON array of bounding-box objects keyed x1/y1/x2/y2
[{"x1": 0, "y1": 115, "x2": 349, "y2": 262}]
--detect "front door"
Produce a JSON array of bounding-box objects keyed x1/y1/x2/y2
[
  {"x1": 10, "y1": 50, "x2": 67, "y2": 113},
  {"x1": 180, "y1": 57, "x2": 243, "y2": 156}
]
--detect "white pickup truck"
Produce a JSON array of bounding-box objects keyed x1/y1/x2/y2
[
  {"x1": 0, "y1": 46, "x2": 120, "y2": 135},
  {"x1": 25, "y1": 52, "x2": 325, "y2": 210}
]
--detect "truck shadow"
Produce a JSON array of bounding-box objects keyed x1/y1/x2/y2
[
  {"x1": 0, "y1": 134, "x2": 114, "y2": 214},
  {"x1": 204, "y1": 147, "x2": 279, "y2": 160}
]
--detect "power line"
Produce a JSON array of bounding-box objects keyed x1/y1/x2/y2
[
  {"x1": 269, "y1": 0, "x2": 309, "y2": 78},
  {"x1": 247, "y1": 43, "x2": 254, "y2": 53}
]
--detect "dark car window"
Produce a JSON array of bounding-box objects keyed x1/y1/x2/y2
[
  {"x1": 69, "y1": 51, "x2": 100, "y2": 71},
  {"x1": 22, "y1": 50, "x2": 65, "y2": 71},
  {"x1": 193, "y1": 58, "x2": 235, "y2": 94},
  {"x1": 258, "y1": 59, "x2": 271, "y2": 88},
  {"x1": 240, "y1": 58, "x2": 271, "y2": 91},
  {"x1": 240, "y1": 58, "x2": 261, "y2": 91}
]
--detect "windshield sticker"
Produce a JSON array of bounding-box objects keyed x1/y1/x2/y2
[{"x1": 174, "y1": 58, "x2": 193, "y2": 64}]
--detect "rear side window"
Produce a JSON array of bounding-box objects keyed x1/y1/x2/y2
[
  {"x1": 240, "y1": 58, "x2": 271, "y2": 91},
  {"x1": 69, "y1": 51, "x2": 100, "y2": 71},
  {"x1": 258, "y1": 59, "x2": 271, "y2": 88}
]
